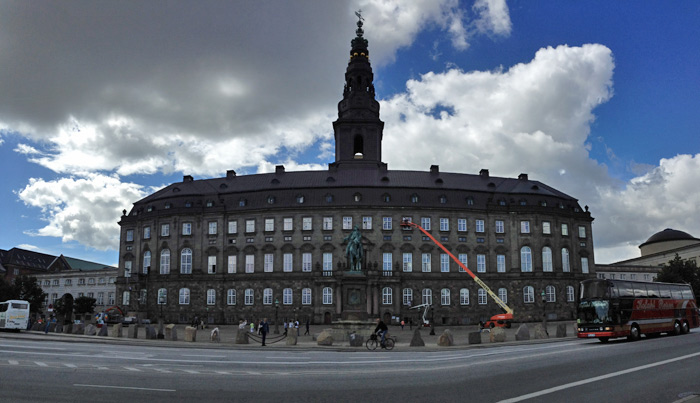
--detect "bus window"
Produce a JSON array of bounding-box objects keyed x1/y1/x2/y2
[
  {"x1": 580, "y1": 280, "x2": 611, "y2": 299},
  {"x1": 11, "y1": 302, "x2": 28, "y2": 310},
  {"x1": 681, "y1": 286, "x2": 694, "y2": 300},
  {"x1": 671, "y1": 286, "x2": 683, "y2": 300},
  {"x1": 633, "y1": 284, "x2": 648, "y2": 298},
  {"x1": 0, "y1": 303, "x2": 8, "y2": 313},
  {"x1": 645, "y1": 283, "x2": 661, "y2": 298},
  {"x1": 610, "y1": 284, "x2": 619, "y2": 298},
  {"x1": 659, "y1": 286, "x2": 671, "y2": 298},
  {"x1": 618, "y1": 282, "x2": 634, "y2": 298}
]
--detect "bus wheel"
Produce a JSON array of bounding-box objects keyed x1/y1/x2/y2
[
  {"x1": 628, "y1": 325, "x2": 641, "y2": 341},
  {"x1": 681, "y1": 321, "x2": 689, "y2": 334},
  {"x1": 673, "y1": 321, "x2": 681, "y2": 336},
  {"x1": 598, "y1": 337, "x2": 609, "y2": 343}
]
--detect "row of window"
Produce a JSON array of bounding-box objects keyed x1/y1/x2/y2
[
  {"x1": 597, "y1": 273, "x2": 654, "y2": 281},
  {"x1": 125, "y1": 248, "x2": 589, "y2": 276},
  {"x1": 41, "y1": 277, "x2": 116, "y2": 287},
  {"x1": 45, "y1": 292, "x2": 115, "y2": 306},
  {"x1": 124, "y1": 285, "x2": 577, "y2": 307},
  {"x1": 125, "y1": 217, "x2": 587, "y2": 241}
]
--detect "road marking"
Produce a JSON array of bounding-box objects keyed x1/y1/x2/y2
[
  {"x1": 498, "y1": 351, "x2": 700, "y2": 403},
  {"x1": 96, "y1": 366, "x2": 109, "y2": 370},
  {"x1": 153, "y1": 368, "x2": 172, "y2": 373},
  {"x1": 9, "y1": 360, "x2": 19, "y2": 365},
  {"x1": 35, "y1": 361, "x2": 48, "y2": 367},
  {"x1": 123, "y1": 367, "x2": 141, "y2": 372},
  {"x1": 182, "y1": 370, "x2": 200, "y2": 374},
  {"x1": 215, "y1": 371, "x2": 231, "y2": 375},
  {"x1": 246, "y1": 371, "x2": 262, "y2": 375},
  {"x1": 74, "y1": 384, "x2": 175, "y2": 392},
  {"x1": 64, "y1": 363, "x2": 77, "y2": 368}
]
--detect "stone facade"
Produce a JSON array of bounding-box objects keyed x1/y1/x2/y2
[{"x1": 116, "y1": 16, "x2": 595, "y2": 327}]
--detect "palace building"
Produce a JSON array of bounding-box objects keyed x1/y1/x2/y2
[{"x1": 116, "y1": 16, "x2": 595, "y2": 326}]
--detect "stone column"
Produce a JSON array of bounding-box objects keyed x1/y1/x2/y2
[
  {"x1": 366, "y1": 284, "x2": 371, "y2": 314},
  {"x1": 335, "y1": 284, "x2": 342, "y2": 315},
  {"x1": 372, "y1": 286, "x2": 379, "y2": 316}
]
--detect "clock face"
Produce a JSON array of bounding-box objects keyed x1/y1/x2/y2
[{"x1": 348, "y1": 289, "x2": 361, "y2": 306}]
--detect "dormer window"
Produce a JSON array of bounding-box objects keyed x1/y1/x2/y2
[
  {"x1": 267, "y1": 196, "x2": 276, "y2": 205},
  {"x1": 439, "y1": 195, "x2": 447, "y2": 204},
  {"x1": 296, "y1": 195, "x2": 305, "y2": 204},
  {"x1": 382, "y1": 194, "x2": 391, "y2": 203},
  {"x1": 466, "y1": 197, "x2": 474, "y2": 206},
  {"x1": 354, "y1": 193, "x2": 362, "y2": 202},
  {"x1": 239, "y1": 199, "x2": 247, "y2": 207},
  {"x1": 325, "y1": 194, "x2": 334, "y2": 203},
  {"x1": 410, "y1": 194, "x2": 419, "y2": 203}
]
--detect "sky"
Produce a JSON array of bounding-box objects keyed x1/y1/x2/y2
[{"x1": 1, "y1": 0, "x2": 698, "y2": 267}]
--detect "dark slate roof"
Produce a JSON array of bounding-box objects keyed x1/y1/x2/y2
[
  {"x1": 640, "y1": 228, "x2": 700, "y2": 248},
  {"x1": 63, "y1": 256, "x2": 116, "y2": 271},
  {"x1": 0, "y1": 247, "x2": 56, "y2": 271}
]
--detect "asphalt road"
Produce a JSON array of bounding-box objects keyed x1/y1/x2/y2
[{"x1": 1, "y1": 329, "x2": 699, "y2": 402}]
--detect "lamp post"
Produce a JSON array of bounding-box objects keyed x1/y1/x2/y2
[
  {"x1": 274, "y1": 298, "x2": 280, "y2": 334},
  {"x1": 430, "y1": 306, "x2": 435, "y2": 335},
  {"x1": 157, "y1": 294, "x2": 165, "y2": 338},
  {"x1": 541, "y1": 290, "x2": 548, "y2": 332}
]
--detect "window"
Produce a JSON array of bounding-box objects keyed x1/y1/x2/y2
[
  {"x1": 108, "y1": 292, "x2": 115, "y2": 305},
  {"x1": 520, "y1": 221, "x2": 530, "y2": 234},
  {"x1": 180, "y1": 248, "x2": 192, "y2": 274},
  {"x1": 581, "y1": 257, "x2": 589, "y2": 274},
  {"x1": 362, "y1": 216, "x2": 372, "y2": 230},
  {"x1": 440, "y1": 254, "x2": 449, "y2": 272},
  {"x1": 179, "y1": 288, "x2": 190, "y2": 305},
  {"x1": 208, "y1": 221, "x2": 217, "y2": 235},
  {"x1": 561, "y1": 223, "x2": 569, "y2": 236},
  {"x1": 302, "y1": 288, "x2": 312, "y2": 305},
  {"x1": 143, "y1": 251, "x2": 151, "y2": 274},
  {"x1": 476, "y1": 219, "x2": 485, "y2": 233},
  {"x1": 124, "y1": 261, "x2": 132, "y2": 278},
  {"x1": 136, "y1": 290, "x2": 143, "y2": 304},
  {"x1": 457, "y1": 218, "x2": 467, "y2": 232},
  {"x1": 478, "y1": 289, "x2": 487, "y2": 305},
  {"x1": 411, "y1": 194, "x2": 419, "y2": 203},
  {"x1": 160, "y1": 249, "x2": 170, "y2": 274},
  {"x1": 78, "y1": 278, "x2": 86, "y2": 285},
  {"x1": 322, "y1": 217, "x2": 332, "y2": 230},
  {"x1": 382, "y1": 217, "x2": 392, "y2": 230},
  {"x1": 64, "y1": 279, "x2": 72, "y2": 286},
  {"x1": 325, "y1": 194, "x2": 334, "y2": 203},
  {"x1": 542, "y1": 221, "x2": 551, "y2": 234},
  {"x1": 421, "y1": 217, "x2": 431, "y2": 230},
  {"x1": 245, "y1": 255, "x2": 254, "y2": 273},
  {"x1": 495, "y1": 220, "x2": 504, "y2": 234},
  {"x1": 566, "y1": 286, "x2": 575, "y2": 302},
  {"x1": 343, "y1": 216, "x2": 352, "y2": 230},
  {"x1": 161, "y1": 224, "x2": 170, "y2": 237},
  {"x1": 227, "y1": 289, "x2": 236, "y2": 305},
  {"x1": 497, "y1": 254, "x2": 506, "y2": 273},
  {"x1": 458, "y1": 288, "x2": 470, "y2": 305},
  {"x1": 283, "y1": 218, "x2": 293, "y2": 231},
  {"x1": 395, "y1": 290, "x2": 409, "y2": 308},
  {"x1": 439, "y1": 195, "x2": 447, "y2": 204},
  {"x1": 227, "y1": 255, "x2": 237, "y2": 274},
  {"x1": 422, "y1": 289, "x2": 432, "y2": 305},
  {"x1": 545, "y1": 285, "x2": 556, "y2": 302},
  {"x1": 53, "y1": 279, "x2": 60, "y2": 286},
  {"x1": 263, "y1": 288, "x2": 273, "y2": 305},
  {"x1": 401, "y1": 217, "x2": 412, "y2": 230},
  {"x1": 302, "y1": 253, "x2": 312, "y2": 272},
  {"x1": 245, "y1": 289, "x2": 254, "y2": 305},
  {"x1": 323, "y1": 253, "x2": 333, "y2": 272},
  {"x1": 144, "y1": 226, "x2": 151, "y2": 239},
  {"x1": 441, "y1": 289, "x2": 450, "y2": 306},
  {"x1": 264, "y1": 218, "x2": 274, "y2": 232},
  {"x1": 208, "y1": 255, "x2": 216, "y2": 274},
  {"x1": 477, "y1": 254, "x2": 486, "y2": 273},
  {"x1": 156, "y1": 288, "x2": 167, "y2": 305},
  {"x1": 562, "y1": 248, "x2": 570, "y2": 272},
  {"x1": 402, "y1": 253, "x2": 412, "y2": 272},
  {"x1": 246, "y1": 219, "x2": 255, "y2": 233},
  {"x1": 182, "y1": 223, "x2": 192, "y2": 235},
  {"x1": 458, "y1": 253, "x2": 467, "y2": 272},
  {"x1": 207, "y1": 289, "x2": 216, "y2": 305},
  {"x1": 439, "y1": 218, "x2": 449, "y2": 231},
  {"x1": 122, "y1": 291, "x2": 130, "y2": 305},
  {"x1": 498, "y1": 288, "x2": 508, "y2": 304},
  {"x1": 520, "y1": 246, "x2": 532, "y2": 272},
  {"x1": 302, "y1": 217, "x2": 312, "y2": 230},
  {"x1": 264, "y1": 254, "x2": 273, "y2": 272},
  {"x1": 126, "y1": 229, "x2": 134, "y2": 242},
  {"x1": 296, "y1": 195, "x2": 305, "y2": 204},
  {"x1": 542, "y1": 247, "x2": 553, "y2": 272},
  {"x1": 578, "y1": 226, "x2": 586, "y2": 238},
  {"x1": 97, "y1": 292, "x2": 104, "y2": 305},
  {"x1": 421, "y1": 253, "x2": 431, "y2": 272},
  {"x1": 382, "y1": 287, "x2": 392, "y2": 305},
  {"x1": 228, "y1": 220, "x2": 238, "y2": 234},
  {"x1": 283, "y1": 288, "x2": 293, "y2": 305},
  {"x1": 383, "y1": 253, "x2": 392, "y2": 272},
  {"x1": 322, "y1": 287, "x2": 333, "y2": 304},
  {"x1": 283, "y1": 253, "x2": 293, "y2": 272}
]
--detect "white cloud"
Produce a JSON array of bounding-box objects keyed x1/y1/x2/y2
[
  {"x1": 473, "y1": 0, "x2": 512, "y2": 36},
  {"x1": 17, "y1": 174, "x2": 147, "y2": 250}
]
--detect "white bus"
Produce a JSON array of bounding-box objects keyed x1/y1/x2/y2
[{"x1": 0, "y1": 300, "x2": 30, "y2": 330}]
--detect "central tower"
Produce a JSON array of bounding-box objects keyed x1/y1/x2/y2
[{"x1": 331, "y1": 12, "x2": 385, "y2": 169}]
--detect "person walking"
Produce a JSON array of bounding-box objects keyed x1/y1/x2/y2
[
  {"x1": 260, "y1": 318, "x2": 270, "y2": 346},
  {"x1": 304, "y1": 318, "x2": 310, "y2": 335}
]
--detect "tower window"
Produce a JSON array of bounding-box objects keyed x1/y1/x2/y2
[{"x1": 353, "y1": 134, "x2": 364, "y2": 156}]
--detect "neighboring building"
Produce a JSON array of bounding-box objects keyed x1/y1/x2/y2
[
  {"x1": 0, "y1": 248, "x2": 56, "y2": 285},
  {"x1": 596, "y1": 228, "x2": 700, "y2": 282},
  {"x1": 116, "y1": 16, "x2": 595, "y2": 326}
]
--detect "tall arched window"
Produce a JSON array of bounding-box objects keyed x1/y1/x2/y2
[
  {"x1": 566, "y1": 286, "x2": 575, "y2": 302},
  {"x1": 179, "y1": 288, "x2": 190, "y2": 305},
  {"x1": 283, "y1": 288, "x2": 293, "y2": 305},
  {"x1": 382, "y1": 287, "x2": 392, "y2": 305},
  {"x1": 263, "y1": 288, "x2": 273, "y2": 305},
  {"x1": 545, "y1": 285, "x2": 556, "y2": 302},
  {"x1": 478, "y1": 289, "x2": 487, "y2": 305},
  {"x1": 441, "y1": 288, "x2": 450, "y2": 306},
  {"x1": 143, "y1": 251, "x2": 151, "y2": 274},
  {"x1": 523, "y1": 286, "x2": 534, "y2": 303},
  {"x1": 160, "y1": 249, "x2": 170, "y2": 274},
  {"x1": 542, "y1": 247, "x2": 552, "y2": 272},
  {"x1": 460, "y1": 288, "x2": 469, "y2": 305},
  {"x1": 180, "y1": 248, "x2": 192, "y2": 274},
  {"x1": 562, "y1": 248, "x2": 570, "y2": 272},
  {"x1": 498, "y1": 288, "x2": 508, "y2": 304},
  {"x1": 322, "y1": 287, "x2": 333, "y2": 304},
  {"x1": 244, "y1": 289, "x2": 254, "y2": 305},
  {"x1": 403, "y1": 288, "x2": 413, "y2": 306},
  {"x1": 520, "y1": 246, "x2": 532, "y2": 272},
  {"x1": 422, "y1": 288, "x2": 432, "y2": 305},
  {"x1": 227, "y1": 289, "x2": 236, "y2": 305},
  {"x1": 207, "y1": 289, "x2": 216, "y2": 305},
  {"x1": 157, "y1": 288, "x2": 167, "y2": 304},
  {"x1": 302, "y1": 288, "x2": 312, "y2": 305}
]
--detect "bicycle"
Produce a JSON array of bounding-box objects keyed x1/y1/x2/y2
[{"x1": 366, "y1": 332, "x2": 395, "y2": 351}]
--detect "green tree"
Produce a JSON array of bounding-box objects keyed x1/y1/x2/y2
[
  {"x1": 74, "y1": 296, "x2": 97, "y2": 316},
  {"x1": 12, "y1": 276, "x2": 47, "y2": 315},
  {"x1": 0, "y1": 279, "x2": 18, "y2": 301},
  {"x1": 655, "y1": 254, "x2": 700, "y2": 297}
]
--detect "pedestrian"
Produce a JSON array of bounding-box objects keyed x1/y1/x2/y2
[
  {"x1": 294, "y1": 319, "x2": 300, "y2": 336},
  {"x1": 260, "y1": 318, "x2": 270, "y2": 346},
  {"x1": 409, "y1": 318, "x2": 413, "y2": 330},
  {"x1": 284, "y1": 320, "x2": 288, "y2": 336},
  {"x1": 288, "y1": 320, "x2": 294, "y2": 336},
  {"x1": 250, "y1": 321, "x2": 255, "y2": 333},
  {"x1": 304, "y1": 318, "x2": 310, "y2": 335},
  {"x1": 400, "y1": 320, "x2": 405, "y2": 330}
]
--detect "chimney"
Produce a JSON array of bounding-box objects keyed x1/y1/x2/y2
[
  {"x1": 518, "y1": 173, "x2": 528, "y2": 181},
  {"x1": 183, "y1": 175, "x2": 193, "y2": 182},
  {"x1": 275, "y1": 165, "x2": 285, "y2": 174},
  {"x1": 430, "y1": 165, "x2": 439, "y2": 175},
  {"x1": 226, "y1": 170, "x2": 236, "y2": 179},
  {"x1": 479, "y1": 169, "x2": 489, "y2": 178}
]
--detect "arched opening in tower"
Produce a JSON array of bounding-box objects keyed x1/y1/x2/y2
[{"x1": 353, "y1": 134, "x2": 364, "y2": 158}]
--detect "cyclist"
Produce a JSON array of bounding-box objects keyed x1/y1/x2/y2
[{"x1": 374, "y1": 318, "x2": 388, "y2": 348}]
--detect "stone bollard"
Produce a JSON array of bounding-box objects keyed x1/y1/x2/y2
[
  {"x1": 533, "y1": 324, "x2": 549, "y2": 339},
  {"x1": 84, "y1": 324, "x2": 97, "y2": 336},
  {"x1": 556, "y1": 324, "x2": 567, "y2": 338},
  {"x1": 98, "y1": 325, "x2": 108, "y2": 336},
  {"x1": 165, "y1": 324, "x2": 177, "y2": 341},
  {"x1": 53, "y1": 323, "x2": 61, "y2": 333},
  {"x1": 128, "y1": 324, "x2": 139, "y2": 339},
  {"x1": 437, "y1": 329, "x2": 454, "y2": 346},
  {"x1": 515, "y1": 324, "x2": 530, "y2": 341},
  {"x1": 235, "y1": 329, "x2": 249, "y2": 344},
  {"x1": 73, "y1": 323, "x2": 86, "y2": 335},
  {"x1": 109, "y1": 323, "x2": 122, "y2": 338},
  {"x1": 468, "y1": 331, "x2": 481, "y2": 344},
  {"x1": 489, "y1": 327, "x2": 506, "y2": 343},
  {"x1": 184, "y1": 326, "x2": 197, "y2": 342},
  {"x1": 63, "y1": 323, "x2": 73, "y2": 334},
  {"x1": 145, "y1": 325, "x2": 157, "y2": 339},
  {"x1": 317, "y1": 330, "x2": 333, "y2": 346},
  {"x1": 410, "y1": 328, "x2": 425, "y2": 347},
  {"x1": 348, "y1": 332, "x2": 363, "y2": 347},
  {"x1": 286, "y1": 331, "x2": 298, "y2": 345}
]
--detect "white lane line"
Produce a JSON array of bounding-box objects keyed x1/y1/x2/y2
[
  {"x1": 246, "y1": 371, "x2": 262, "y2": 375},
  {"x1": 123, "y1": 367, "x2": 141, "y2": 372},
  {"x1": 182, "y1": 370, "x2": 200, "y2": 374},
  {"x1": 498, "y1": 351, "x2": 700, "y2": 403},
  {"x1": 74, "y1": 384, "x2": 175, "y2": 392},
  {"x1": 153, "y1": 368, "x2": 172, "y2": 373},
  {"x1": 35, "y1": 361, "x2": 48, "y2": 367},
  {"x1": 64, "y1": 363, "x2": 77, "y2": 368},
  {"x1": 0, "y1": 344, "x2": 66, "y2": 350},
  {"x1": 9, "y1": 360, "x2": 19, "y2": 365},
  {"x1": 97, "y1": 366, "x2": 109, "y2": 370},
  {"x1": 215, "y1": 371, "x2": 231, "y2": 375}
]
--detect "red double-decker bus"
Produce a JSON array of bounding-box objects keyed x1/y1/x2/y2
[{"x1": 577, "y1": 279, "x2": 699, "y2": 342}]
